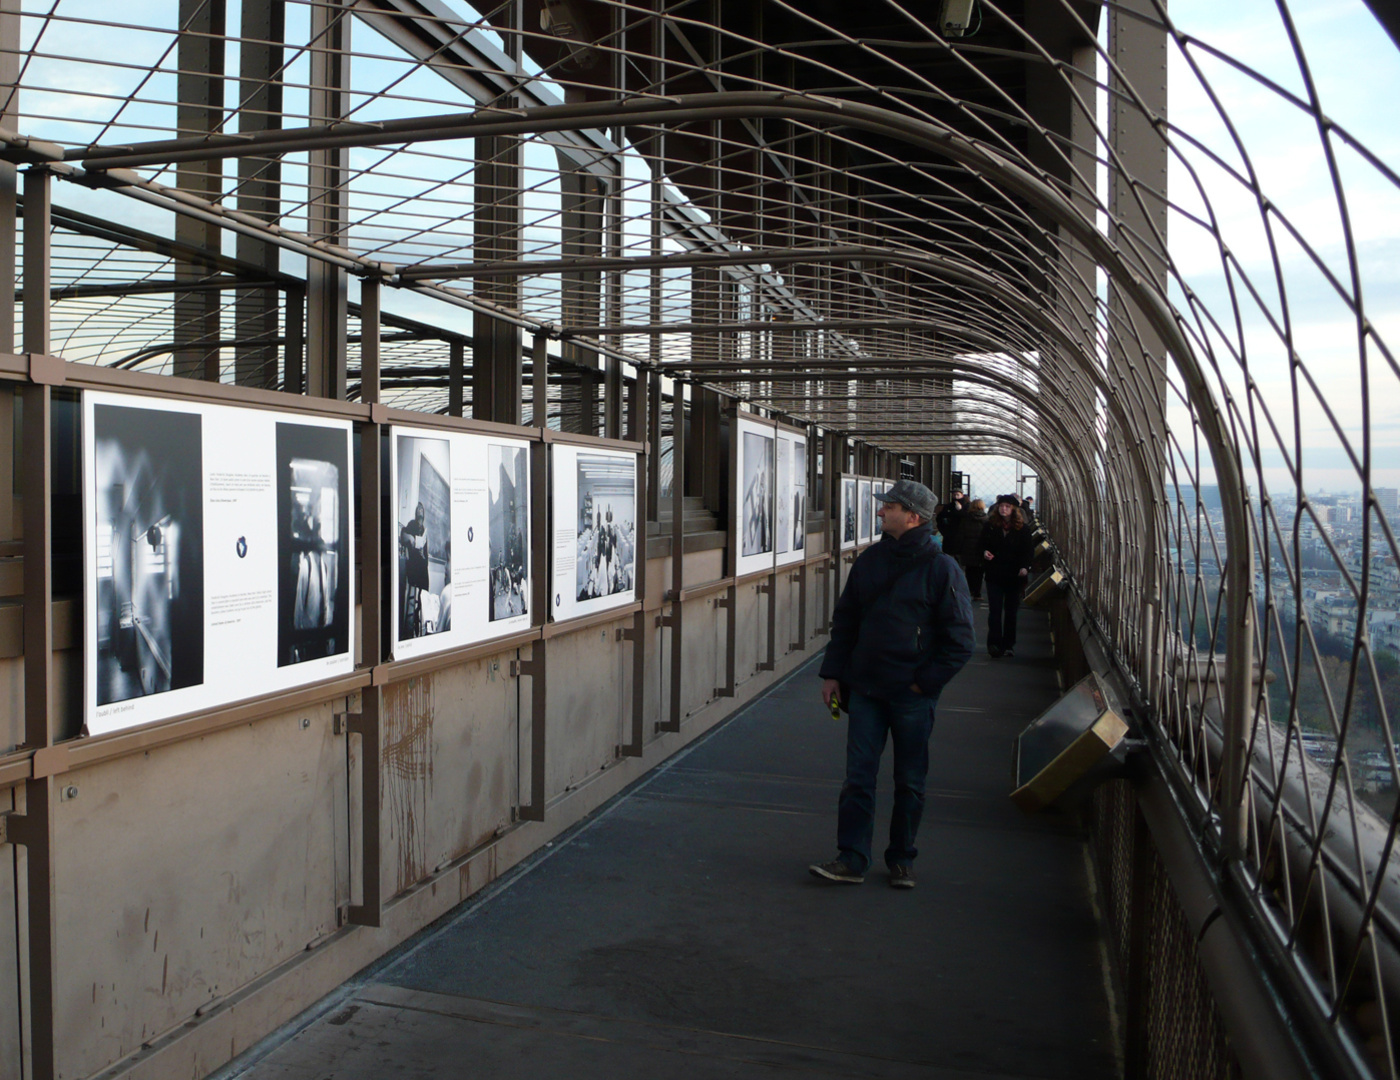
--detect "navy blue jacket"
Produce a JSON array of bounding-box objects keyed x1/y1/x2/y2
[{"x1": 819, "y1": 523, "x2": 975, "y2": 700}]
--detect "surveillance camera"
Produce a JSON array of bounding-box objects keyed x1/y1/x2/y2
[{"x1": 939, "y1": 0, "x2": 976, "y2": 37}]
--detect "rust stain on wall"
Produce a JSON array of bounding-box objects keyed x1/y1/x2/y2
[{"x1": 383, "y1": 677, "x2": 435, "y2": 892}]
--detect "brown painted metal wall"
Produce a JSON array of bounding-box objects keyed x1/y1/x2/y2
[{"x1": 0, "y1": 518, "x2": 832, "y2": 1080}]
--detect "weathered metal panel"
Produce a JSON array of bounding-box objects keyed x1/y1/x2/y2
[
  {"x1": 0, "y1": 782, "x2": 19, "y2": 1079},
  {"x1": 775, "y1": 572, "x2": 797, "y2": 659},
  {"x1": 735, "y1": 581, "x2": 763, "y2": 685},
  {"x1": 545, "y1": 617, "x2": 629, "y2": 802},
  {"x1": 52, "y1": 704, "x2": 345, "y2": 1079},
  {"x1": 0, "y1": 656, "x2": 19, "y2": 752},
  {"x1": 678, "y1": 594, "x2": 718, "y2": 720},
  {"x1": 378, "y1": 653, "x2": 519, "y2": 901}
]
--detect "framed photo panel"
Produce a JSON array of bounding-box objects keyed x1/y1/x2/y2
[
  {"x1": 775, "y1": 427, "x2": 808, "y2": 568},
  {"x1": 858, "y1": 478, "x2": 874, "y2": 544},
  {"x1": 390, "y1": 426, "x2": 532, "y2": 661},
  {"x1": 840, "y1": 475, "x2": 858, "y2": 551},
  {"x1": 734, "y1": 414, "x2": 777, "y2": 577},
  {"x1": 83, "y1": 391, "x2": 355, "y2": 736},
  {"x1": 551, "y1": 444, "x2": 639, "y2": 621}
]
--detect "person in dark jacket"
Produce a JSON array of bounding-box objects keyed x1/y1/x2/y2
[
  {"x1": 813, "y1": 479, "x2": 974, "y2": 889},
  {"x1": 935, "y1": 488, "x2": 964, "y2": 542},
  {"x1": 956, "y1": 498, "x2": 989, "y2": 600},
  {"x1": 978, "y1": 495, "x2": 1035, "y2": 657}
]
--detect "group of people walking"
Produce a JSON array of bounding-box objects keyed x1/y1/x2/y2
[{"x1": 935, "y1": 490, "x2": 1036, "y2": 658}]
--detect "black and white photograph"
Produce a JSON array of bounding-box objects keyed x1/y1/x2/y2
[
  {"x1": 93, "y1": 403, "x2": 205, "y2": 706},
  {"x1": 792, "y1": 440, "x2": 807, "y2": 552},
  {"x1": 488, "y1": 443, "x2": 529, "y2": 621},
  {"x1": 396, "y1": 434, "x2": 452, "y2": 640},
  {"x1": 741, "y1": 430, "x2": 774, "y2": 558},
  {"x1": 276, "y1": 423, "x2": 351, "y2": 667},
  {"x1": 843, "y1": 477, "x2": 857, "y2": 545},
  {"x1": 575, "y1": 453, "x2": 636, "y2": 602},
  {"x1": 859, "y1": 479, "x2": 874, "y2": 541},
  {"x1": 776, "y1": 437, "x2": 792, "y2": 556}
]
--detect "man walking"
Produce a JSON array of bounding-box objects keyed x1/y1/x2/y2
[{"x1": 812, "y1": 480, "x2": 975, "y2": 888}]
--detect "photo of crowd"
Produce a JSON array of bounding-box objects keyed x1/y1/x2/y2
[{"x1": 575, "y1": 453, "x2": 636, "y2": 601}]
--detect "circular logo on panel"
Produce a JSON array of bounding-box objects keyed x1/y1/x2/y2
[
  {"x1": 467, "y1": 527, "x2": 474, "y2": 542},
  {"x1": 235, "y1": 536, "x2": 248, "y2": 559},
  {"x1": 555, "y1": 594, "x2": 561, "y2": 607}
]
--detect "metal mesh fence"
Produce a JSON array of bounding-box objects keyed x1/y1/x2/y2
[{"x1": 1, "y1": 0, "x2": 1399, "y2": 1074}]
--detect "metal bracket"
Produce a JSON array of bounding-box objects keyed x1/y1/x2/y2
[
  {"x1": 616, "y1": 626, "x2": 639, "y2": 642},
  {"x1": 27, "y1": 352, "x2": 65, "y2": 386},
  {"x1": 334, "y1": 711, "x2": 368, "y2": 736},
  {"x1": 510, "y1": 658, "x2": 543, "y2": 678},
  {"x1": 714, "y1": 593, "x2": 730, "y2": 609},
  {"x1": 789, "y1": 642, "x2": 805, "y2": 652},
  {"x1": 656, "y1": 612, "x2": 677, "y2": 629},
  {"x1": 757, "y1": 661, "x2": 775, "y2": 672},
  {"x1": 0, "y1": 810, "x2": 30, "y2": 847},
  {"x1": 369, "y1": 403, "x2": 390, "y2": 425},
  {"x1": 757, "y1": 580, "x2": 773, "y2": 595},
  {"x1": 31, "y1": 744, "x2": 70, "y2": 779}
]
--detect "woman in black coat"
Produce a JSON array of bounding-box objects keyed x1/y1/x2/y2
[{"x1": 978, "y1": 496, "x2": 1035, "y2": 657}]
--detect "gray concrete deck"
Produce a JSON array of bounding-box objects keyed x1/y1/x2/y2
[{"x1": 227, "y1": 603, "x2": 1119, "y2": 1080}]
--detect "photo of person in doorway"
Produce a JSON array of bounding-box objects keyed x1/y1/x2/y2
[
  {"x1": 396, "y1": 435, "x2": 451, "y2": 640},
  {"x1": 276, "y1": 422, "x2": 351, "y2": 667}
]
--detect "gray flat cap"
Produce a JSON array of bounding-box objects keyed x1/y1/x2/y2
[{"x1": 875, "y1": 479, "x2": 937, "y2": 521}]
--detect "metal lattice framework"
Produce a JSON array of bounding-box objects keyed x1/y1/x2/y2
[{"x1": 3, "y1": 0, "x2": 1400, "y2": 1075}]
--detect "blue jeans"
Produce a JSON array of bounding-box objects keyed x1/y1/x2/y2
[{"x1": 837, "y1": 690, "x2": 937, "y2": 873}]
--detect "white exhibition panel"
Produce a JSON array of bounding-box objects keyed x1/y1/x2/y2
[
  {"x1": 83, "y1": 391, "x2": 356, "y2": 736},
  {"x1": 734, "y1": 414, "x2": 777, "y2": 577},
  {"x1": 774, "y1": 427, "x2": 808, "y2": 568},
  {"x1": 858, "y1": 478, "x2": 874, "y2": 544},
  {"x1": 551, "y1": 443, "x2": 639, "y2": 622},
  {"x1": 390, "y1": 426, "x2": 532, "y2": 661},
  {"x1": 840, "y1": 474, "x2": 858, "y2": 551}
]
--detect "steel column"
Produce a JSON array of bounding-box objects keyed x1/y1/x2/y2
[
  {"x1": 663, "y1": 383, "x2": 685, "y2": 733},
  {"x1": 234, "y1": 0, "x2": 285, "y2": 389},
  {"x1": 306, "y1": 0, "x2": 350, "y2": 399},
  {"x1": 173, "y1": 0, "x2": 226, "y2": 382},
  {"x1": 358, "y1": 278, "x2": 381, "y2": 404},
  {"x1": 448, "y1": 340, "x2": 465, "y2": 418},
  {"x1": 19, "y1": 164, "x2": 54, "y2": 1080}
]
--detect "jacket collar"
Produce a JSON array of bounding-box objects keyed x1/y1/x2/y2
[{"x1": 880, "y1": 522, "x2": 934, "y2": 552}]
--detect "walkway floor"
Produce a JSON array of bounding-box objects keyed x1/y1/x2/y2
[{"x1": 230, "y1": 602, "x2": 1119, "y2": 1080}]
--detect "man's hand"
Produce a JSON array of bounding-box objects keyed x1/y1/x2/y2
[
  {"x1": 909, "y1": 683, "x2": 923, "y2": 695},
  {"x1": 1018, "y1": 567, "x2": 1028, "y2": 577},
  {"x1": 983, "y1": 550, "x2": 993, "y2": 561},
  {"x1": 822, "y1": 678, "x2": 840, "y2": 708}
]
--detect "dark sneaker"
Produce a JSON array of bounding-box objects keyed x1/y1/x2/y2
[
  {"x1": 888, "y1": 864, "x2": 916, "y2": 889},
  {"x1": 988, "y1": 645, "x2": 1004, "y2": 658},
  {"x1": 809, "y1": 858, "x2": 864, "y2": 884},
  {"x1": 1003, "y1": 647, "x2": 1015, "y2": 658}
]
